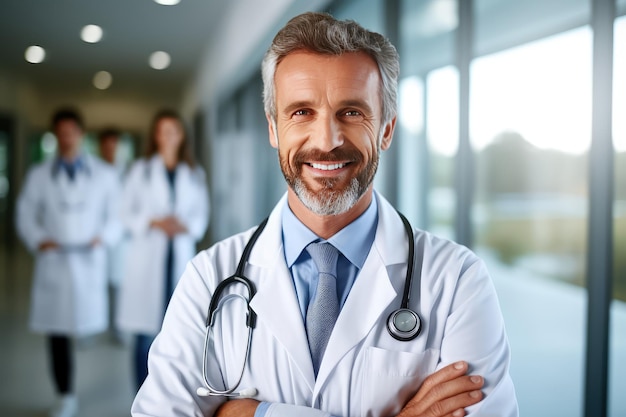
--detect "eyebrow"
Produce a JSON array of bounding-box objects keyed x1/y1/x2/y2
[
  {"x1": 280, "y1": 98, "x2": 375, "y2": 116},
  {"x1": 282, "y1": 100, "x2": 314, "y2": 116},
  {"x1": 338, "y1": 99, "x2": 374, "y2": 115}
]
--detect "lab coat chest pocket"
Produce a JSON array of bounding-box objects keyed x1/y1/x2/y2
[{"x1": 361, "y1": 347, "x2": 439, "y2": 417}]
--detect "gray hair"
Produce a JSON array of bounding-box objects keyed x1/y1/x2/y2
[{"x1": 262, "y1": 12, "x2": 399, "y2": 125}]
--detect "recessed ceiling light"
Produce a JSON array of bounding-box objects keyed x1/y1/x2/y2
[
  {"x1": 149, "y1": 51, "x2": 171, "y2": 70},
  {"x1": 25, "y1": 45, "x2": 46, "y2": 63},
  {"x1": 154, "y1": 0, "x2": 181, "y2": 5},
  {"x1": 81, "y1": 24, "x2": 103, "y2": 43},
  {"x1": 93, "y1": 71, "x2": 113, "y2": 90}
]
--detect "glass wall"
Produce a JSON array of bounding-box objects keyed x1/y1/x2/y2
[
  {"x1": 425, "y1": 66, "x2": 458, "y2": 239},
  {"x1": 471, "y1": 1, "x2": 591, "y2": 414},
  {"x1": 398, "y1": 0, "x2": 458, "y2": 235},
  {"x1": 610, "y1": 14, "x2": 626, "y2": 417}
]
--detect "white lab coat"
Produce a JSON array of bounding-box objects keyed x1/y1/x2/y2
[
  {"x1": 132, "y1": 192, "x2": 518, "y2": 417},
  {"x1": 16, "y1": 154, "x2": 123, "y2": 336},
  {"x1": 105, "y1": 163, "x2": 129, "y2": 288},
  {"x1": 116, "y1": 155, "x2": 209, "y2": 335}
]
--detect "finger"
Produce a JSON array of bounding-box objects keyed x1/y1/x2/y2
[
  {"x1": 421, "y1": 376, "x2": 484, "y2": 416},
  {"x1": 403, "y1": 373, "x2": 484, "y2": 416},
  {"x1": 408, "y1": 362, "x2": 469, "y2": 405}
]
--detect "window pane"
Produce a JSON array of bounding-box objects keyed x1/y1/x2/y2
[
  {"x1": 330, "y1": 0, "x2": 385, "y2": 34},
  {"x1": 426, "y1": 66, "x2": 458, "y2": 239},
  {"x1": 400, "y1": 0, "x2": 457, "y2": 75},
  {"x1": 610, "y1": 15, "x2": 626, "y2": 417},
  {"x1": 397, "y1": 75, "x2": 425, "y2": 227},
  {"x1": 475, "y1": 0, "x2": 589, "y2": 56},
  {"x1": 470, "y1": 27, "x2": 591, "y2": 416},
  {"x1": 397, "y1": 0, "x2": 458, "y2": 231}
]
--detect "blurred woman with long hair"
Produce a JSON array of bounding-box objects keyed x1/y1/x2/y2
[{"x1": 116, "y1": 109, "x2": 209, "y2": 390}]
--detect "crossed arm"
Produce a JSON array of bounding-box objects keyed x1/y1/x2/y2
[{"x1": 215, "y1": 361, "x2": 484, "y2": 417}]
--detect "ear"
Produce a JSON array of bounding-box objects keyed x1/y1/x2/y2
[
  {"x1": 267, "y1": 114, "x2": 278, "y2": 149},
  {"x1": 380, "y1": 116, "x2": 396, "y2": 151}
]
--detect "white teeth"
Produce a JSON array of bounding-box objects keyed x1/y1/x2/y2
[{"x1": 310, "y1": 162, "x2": 345, "y2": 170}]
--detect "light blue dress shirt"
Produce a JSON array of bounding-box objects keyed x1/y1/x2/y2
[
  {"x1": 254, "y1": 197, "x2": 378, "y2": 417},
  {"x1": 52, "y1": 154, "x2": 89, "y2": 180}
]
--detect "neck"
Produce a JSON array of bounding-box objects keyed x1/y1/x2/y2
[
  {"x1": 287, "y1": 187, "x2": 373, "y2": 240},
  {"x1": 160, "y1": 151, "x2": 178, "y2": 170},
  {"x1": 59, "y1": 148, "x2": 79, "y2": 162}
]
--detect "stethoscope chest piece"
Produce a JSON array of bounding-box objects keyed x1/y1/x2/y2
[{"x1": 387, "y1": 308, "x2": 421, "y2": 341}]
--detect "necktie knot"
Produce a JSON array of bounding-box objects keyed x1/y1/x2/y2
[{"x1": 306, "y1": 242, "x2": 338, "y2": 276}]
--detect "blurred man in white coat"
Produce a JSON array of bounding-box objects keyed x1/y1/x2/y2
[
  {"x1": 16, "y1": 108, "x2": 122, "y2": 417},
  {"x1": 132, "y1": 12, "x2": 518, "y2": 417},
  {"x1": 97, "y1": 127, "x2": 130, "y2": 345}
]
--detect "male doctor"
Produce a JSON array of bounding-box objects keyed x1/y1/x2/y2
[
  {"x1": 132, "y1": 12, "x2": 518, "y2": 417},
  {"x1": 16, "y1": 108, "x2": 122, "y2": 417}
]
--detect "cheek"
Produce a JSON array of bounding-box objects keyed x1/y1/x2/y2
[
  {"x1": 351, "y1": 127, "x2": 379, "y2": 156},
  {"x1": 276, "y1": 124, "x2": 304, "y2": 155}
]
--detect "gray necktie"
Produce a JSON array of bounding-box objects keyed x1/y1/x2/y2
[{"x1": 305, "y1": 242, "x2": 339, "y2": 376}]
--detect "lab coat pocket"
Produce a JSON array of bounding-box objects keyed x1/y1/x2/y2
[{"x1": 361, "y1": 347, "x2": 439, "y2": 417}]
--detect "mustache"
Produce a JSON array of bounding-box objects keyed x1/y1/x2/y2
[{"x1": 293, "y1": 148, "x2": 362, "y2": 165}]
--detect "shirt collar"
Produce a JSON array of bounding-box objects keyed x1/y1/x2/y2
[
  {"x1": 281, "y1": 196, "x2": 378, "y2": 270},
  {"x1": 52, "y1": 153, "x2": 89, "y2": 176}
]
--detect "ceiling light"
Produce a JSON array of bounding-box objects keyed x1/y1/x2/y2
[
  {"x1": 149, "y1": 51, "x2": 171, "y2": 70},
  {"x1": 81, "y1": 24, "x2": 103, "y2": 43},
  {"x1": 93, "y1": 71, "x2": 113, "y2": 90},
  {"x1": 25, "y1": 45, "x2": 46, "y2": 63},
  {"x1": 154, "y1": 0, "x2": 181, "y2": 5}
]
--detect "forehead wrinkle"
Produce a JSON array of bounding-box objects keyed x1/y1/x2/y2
[{"x1": 275, "y1": 51, "x2": 382, "y2": 116}]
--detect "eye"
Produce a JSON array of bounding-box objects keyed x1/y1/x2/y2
[
  {"x1": 344, "y1": 110, "x2": 362, "y2": 117},
  {"x1": 293, "y1": 109, "x2": 311, "y2": 117}
]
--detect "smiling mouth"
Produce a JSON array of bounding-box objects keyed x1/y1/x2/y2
[{"x1": 308, "y1": 162, "x2": 347, "y2": 170}]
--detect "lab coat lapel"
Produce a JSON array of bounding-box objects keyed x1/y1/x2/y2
[
  {"x1": 248, "y1": 198, "x2": 316, "y2": 388},
  {"x1": 314, "y1": 193, "x2": 409, "y2": 391}
]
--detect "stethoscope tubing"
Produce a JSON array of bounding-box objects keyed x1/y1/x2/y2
[{"x1": 199, "y1": 211, "x2": 421, "y2": 396}]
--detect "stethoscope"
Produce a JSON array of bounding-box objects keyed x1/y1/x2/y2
[{"x1": 197, "y1": 212, "x2": 422, "y2": 398}]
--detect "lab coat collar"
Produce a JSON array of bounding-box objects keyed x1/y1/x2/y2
[
  {"x1": 52, "y1": 152, "x2": 91, "y2": 178},
  {"x1": 248, "y1": 195, "x2": 317, "y2": 388}
]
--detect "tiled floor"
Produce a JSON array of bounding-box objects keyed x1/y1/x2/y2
[{"x1": 0, "y1": 245, "x2": 135, "y2": 417}]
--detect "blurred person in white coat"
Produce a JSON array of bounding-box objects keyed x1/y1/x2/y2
[
  {"x1": 116, "y1": 109, "x2": 210, "y2": 391},
  {"x1": 16, "y1": 107, "x2": 123, "y2": 417},
  {"x1": 131, "y1": 12, "x2": 518, "y2": 417},
  {"x1": 97, "y1": 127, "x2": 130, "y2": 344}
]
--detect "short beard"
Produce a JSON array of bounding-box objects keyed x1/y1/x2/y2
[
  {"x1": 292, "y1": 176, "x2": 362, "y2": 216},
  {"x1": 278, "y1": 141, "x2": 380, "y2": 216}
]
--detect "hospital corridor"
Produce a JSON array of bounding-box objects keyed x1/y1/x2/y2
[{"x1": 0, "y1": 245, "x2": 135, "y2": 416}]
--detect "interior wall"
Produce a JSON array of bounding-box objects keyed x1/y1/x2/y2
[{"x1": 181, "y1": 0, "x2": 333, "y2": 115}]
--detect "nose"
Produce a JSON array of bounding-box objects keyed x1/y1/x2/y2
[{"x1": 311, "y1": 113, "x2": 343, "y2": 152}]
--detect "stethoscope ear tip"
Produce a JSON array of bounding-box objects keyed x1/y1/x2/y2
[{"x1": 196, "y1": 387, "x2": 211, "y2": 397}]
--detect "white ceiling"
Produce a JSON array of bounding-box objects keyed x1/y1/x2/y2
[{"x1": 0, "y1": 0, "x2": 228, "y2": 103}]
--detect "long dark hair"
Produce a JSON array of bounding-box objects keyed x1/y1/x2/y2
[{"x1": 145, "y1": 109, "x2": 195, "y2": 167}]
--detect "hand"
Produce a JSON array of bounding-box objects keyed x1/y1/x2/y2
[
  {"x1": 396, "y1": 361, "x2": 484, "y2": 417},
  {"x1": 150, "y1": 216, "x2": 187, "y2": 237},
  {"x1": 215, "y1": 398, "x2": 260, "y2": 417},
  {"x1": 38, "y1": 240, "x2": 59, "y2": 251}
]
